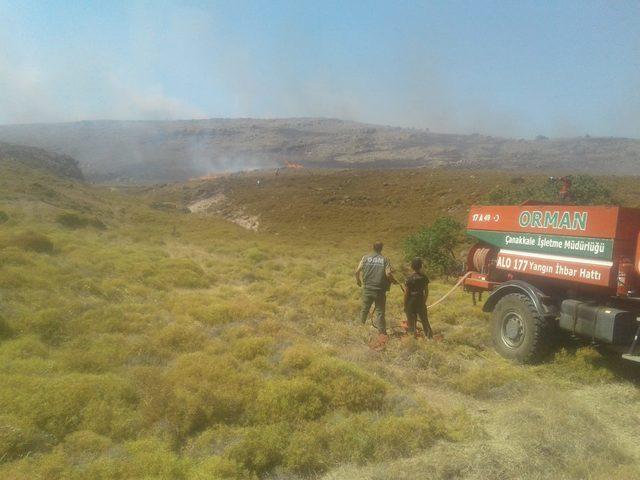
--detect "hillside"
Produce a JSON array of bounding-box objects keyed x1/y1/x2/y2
[
  {"x1": 1, "y1": 156, "x2": 639, "y2": 479},
  {"x1": 145, "y1": 168, "x2": 640, "y2": 248},
  {"x1": 0, "y1": 142, "x2": 83, "y2": 180},
  {"x1": 0, "y1": 119, "x2": 639, "y2": 182}
]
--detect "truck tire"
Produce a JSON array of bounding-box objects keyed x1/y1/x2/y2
[{"x1": 491, "y1": 293, "x2": 549, "y2": 363}]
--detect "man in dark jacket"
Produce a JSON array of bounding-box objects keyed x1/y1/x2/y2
[
  {"x1": 404, "y1": 257, "x2": 433, "y2": 338},
  {"x1": 355, "y1": 241, "x2": 397, "y2": 336}
]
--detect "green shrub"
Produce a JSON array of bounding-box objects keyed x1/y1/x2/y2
[
  {"x1": 77, "y1": 437, "x2": 188, "y2": 479},
  {"x1": 159, "y1": 353, "x2": 257, "y2": 436},
  {"x1": 449, "y1": 363, "x2": 527, "y2": 398},
  {"x1": 186, "y1": 299, "x2": 266, "y2": 326},
  {"x1": 283, "y1": 423, "x2": 328, "y2": 474},
  {"x1": 305, "y1": 357, "x2": 387, "y2": 412},
  {"x1": 231, "y1": 337, "x2": 274, "y2": 361},
  {"x1": 404, "y1": 217, "x2": 464, "y2": 277},
  {"x1": 245, "y1": 247, "x2": 267, "y2": 264},
  {"x1": 61, "y1": 430, "x2": 112, "y2": 459},
  {"x1": 144, "y1": 259, "x2": 209, "y2": 289},
  {"x1": 191, "y1": 456, "x2": 256, "y2": 480},
  {"x1": 0, "y1": 247, "x2": 31, "y2": 266},
  {"x1": 225, "y1": 424, "x2": 288, "y2": 475},
  {"x1": 11, "y1": 231, "x2": 54, "y2": 254},
  {"x1": 0, "y1": 414, "x2": 51, "y2": 462},
  {"x1": 151, "y1": 320, "x2": 207, "y2": 356},
  {"x1": 284, "y1": 412, "x2": 448, "y2": 473},
  {"x1": 0, "y1": 314, "x2": 14, "y2": 340},
  {"x1": 280, "y1": 344, "x2": 317, "y2": 370},
  {"x1": 0, "y1": 373, "x2": 140, "y2": 441},
  {"x1": 0, "y1": 211, "x2": 9, "y2": 224},
  {"x1": 547, "y1": 347, "x2": 615, "y2": 384},
  {"x1": 56, "y1": 212, "x2": 106, "y2": 230},
  {"x1": 251, "y1": 378, "x2": 327, "y2": 423},
  {"x1": 29, "y1": 308, "x2": 69, "y2": 345},
  {"x1": 56, "y1": 212, "x2": 89, "y2": 229}
]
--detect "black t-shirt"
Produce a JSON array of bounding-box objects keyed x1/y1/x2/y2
[{"x1": 405, "y1": 272, "x2": 429, "y2": 300}]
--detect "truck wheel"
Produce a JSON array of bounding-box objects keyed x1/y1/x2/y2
[{"x1": 491, "y1": 293, "x2": 549, "y2": 363}]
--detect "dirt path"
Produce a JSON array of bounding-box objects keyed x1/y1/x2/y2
[{"x1": 188, "y1": 192, "x2": 260, "y2": 231}]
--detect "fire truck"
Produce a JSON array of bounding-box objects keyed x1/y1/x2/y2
[{"x1": 463, "y1": 203, "x2": 640, "y2": 363}]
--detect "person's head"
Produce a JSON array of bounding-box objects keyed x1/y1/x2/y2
[
  {"x1": 373, "y1": 241, "x2": 383, "y2": 253},
  {"x1": 411, "y1": 257, "x2": 423, "y2": 272}
]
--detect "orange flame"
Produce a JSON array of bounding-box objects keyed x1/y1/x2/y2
[
  {"x1": 284, "y1": 160, "x2": 304, "y2": 169},
  {"x1": 189, "y1": 173, "x2": 223, "y2": 181}
]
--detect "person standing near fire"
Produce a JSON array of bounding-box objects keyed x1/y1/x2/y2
[
  {"x1": 403, "y1": 257, "x2": 433, "y2": 338},
  {"x1": 355, "y1": 241, "x2": 398, "y2": 343}
]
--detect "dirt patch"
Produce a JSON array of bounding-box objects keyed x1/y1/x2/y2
[{"x1": 188, "y1": 193, "x2": 259, "y2": 231}]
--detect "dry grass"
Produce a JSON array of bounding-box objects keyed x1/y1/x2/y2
[{"x1": 0, "y1": 163, "x2": 639, "y2": 479}]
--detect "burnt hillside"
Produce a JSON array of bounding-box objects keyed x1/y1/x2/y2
[{"x1": 0, "y1": 119, "x2": 638, "y2": 183}]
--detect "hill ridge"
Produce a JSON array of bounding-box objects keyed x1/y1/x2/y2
[
  {"x1": 0, "y1": 142, "x2": 83, "y2": 180},
  {"x1": 0, "y1": 118, "x2": 639, "y2": 183}
]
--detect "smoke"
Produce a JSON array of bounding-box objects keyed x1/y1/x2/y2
[
  {"x1": 186, "y1": 136, "x2": 278, "y2": 175},
  {"x1": 0, "y1": 2, "x2": 204, "y2": 124},
  {"x1": 0, "y1": 1, "x2": 638, "y2": 139}
]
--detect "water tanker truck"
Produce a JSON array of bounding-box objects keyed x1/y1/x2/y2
[{"x1": 463, "y1": 203, "x2": 640, "y2": 363}]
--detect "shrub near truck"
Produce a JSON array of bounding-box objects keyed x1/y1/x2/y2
[{"x1": 464, "y1": 204, "x2": 640, "y2": 363}]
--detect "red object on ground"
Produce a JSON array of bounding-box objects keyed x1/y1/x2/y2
[{"x1": 370, "y1": 333, "x2": 389, "y2": 351}]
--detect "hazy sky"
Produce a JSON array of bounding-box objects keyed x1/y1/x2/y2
[{"x1": 1, "y1": 0, "x2": 639, "y2": 138}]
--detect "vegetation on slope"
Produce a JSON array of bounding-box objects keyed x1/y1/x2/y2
[
  {"x1": 1, "y1": 162, "x2": 639, "y2": 479},
  {"x1": 0, "y1": 142, "x2": 83, "y2": 180},
  {"x1": 1, "y1": 119, "x2": 640, "y2": 182}
]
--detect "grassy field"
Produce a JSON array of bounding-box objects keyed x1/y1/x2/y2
[{"x1": 1, "y1": 160, "x2": 639, "y2": 479}]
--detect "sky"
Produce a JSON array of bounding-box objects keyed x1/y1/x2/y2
[{"x1": 0, "y1": 0, "x2": 639, "y2": 138}]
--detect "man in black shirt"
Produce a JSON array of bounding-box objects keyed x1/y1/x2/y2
[{"x1": 404, "y1": 257, "x2": 433, "y2": 338}]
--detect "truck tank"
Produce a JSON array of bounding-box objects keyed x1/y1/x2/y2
[{"x1": 463, "y1": 203, "x2": 640, "y2": 363}]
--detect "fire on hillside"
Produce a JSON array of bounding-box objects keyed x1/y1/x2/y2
[
  {"x1": 284, "y1": 160, "x2": 304, "y2": 169},
  {"x1": 189, "y1": 172, "x2": 227, "y2": 181}
]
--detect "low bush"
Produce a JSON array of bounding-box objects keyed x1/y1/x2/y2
[
  {"x1": 144, "y1": 258, "x2": 209, "y2": 289},
  {"x1": 75, "y1": 437, "x2": 188, "y2": 479},
  {"x1": 61, "y1": 429, "x2": 112, "y2": 460},
  {"x1": 56, "y1": 212, "x2": 106, "y2": 230},
  {"x1": 182, "y1": 297, "x2": 268, "y2": 326},
  {"x1": 449, "y1": 363, "x2": 527, "y2": 398},
  {"x1": 546, "y1": 347, "x2": 615, "y2": 384},
  {"x1": 191, "y1": 456, "x2": 256, "y2": 480},
  {"x1": 225, "y1": 424, "x2": 288, "y2": 475},
  {"x1": 11, "y1": 231, "x2": 54, "y2": 254},
  {"x1": 0, "y1": 211, "x2": 9, "y2": 223},
  {"x1": 0, "y1": 373, "x2": 140, "y2": 441},
  {"x1": 29, "y1": 308, "x2": 69, "y2": 345},
  {"x1": 283, "y1": 412, "x2": 448, "y2": 475},
  {"x1": 0, "y1": 414, "x2": 51, "y2": 462},
  {"x1": 0, "y1": 314, "x2": 14, "y2": 340},
  {"x1": 251, "y1": 378, "x2": 327, "y2": 423},
  {"x1": 280, "y1": 344, "x2": 317, "y2": 370},
  {"x1": 304, "y1": 357, "x2": 387, "y2": 412},
  {"x1": 230, "y1": 337, "x2": 274, "y2": 361},
  {"x1": 245, "y1": 247, "x2": 267, "y2": 264},
  {"x1": 159, "y1": 353, "x2": 258, "y2": 437}
]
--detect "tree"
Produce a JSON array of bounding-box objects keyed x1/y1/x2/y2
[{"x1": 404, "y1": 217, "x2": 464, "y2": 277}]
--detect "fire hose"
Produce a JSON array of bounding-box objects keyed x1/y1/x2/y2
[
  {"x1": 426, "y1": 271, "x2": 471, "y2": 310},
  {"x1": 368, "y1": 271, "x2": 472, "y2": 323}
]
